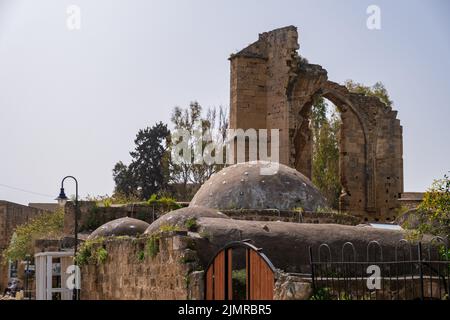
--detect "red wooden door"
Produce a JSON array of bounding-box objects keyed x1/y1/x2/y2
[{"x1": 205, "y1": 242, "x2": 274, "y2": 300}]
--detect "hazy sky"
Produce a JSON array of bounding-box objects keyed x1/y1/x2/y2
[{"x1": 0, "y1": 0, "x2": 449, "y2": 205}]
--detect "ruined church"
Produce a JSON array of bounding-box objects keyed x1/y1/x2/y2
[{"x1": 229, "y1": 26, "x2": 403, "y2": 220}]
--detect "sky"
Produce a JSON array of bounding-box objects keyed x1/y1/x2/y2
[{"x1": 0, "y1": 0, "x2": 449, "y2": 205}]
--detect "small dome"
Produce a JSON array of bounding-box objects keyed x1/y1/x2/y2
[
  {"x1": 190, "y1": 161, "x2": 327, "y2": 211},
  {"x1": 88, "y1": 217, "x2": 150, "y2": 240},
  {"x1": 144, "y1": 206, "x2": 229, "y2": 235}
]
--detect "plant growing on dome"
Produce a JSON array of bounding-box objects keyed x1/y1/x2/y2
[{"x1": 184, "y1": 217, "x2": 198, "y2": 232}]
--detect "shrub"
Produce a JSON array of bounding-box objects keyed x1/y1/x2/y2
[
  {"x1": 159, "y1": 224, "x2": 181, "y2": 233},
  {"x1": 184, "y1": 218, "x2": 198, "y2": 231},
  {"x1": 137, "y1": 250, "x2": 145, "y2": 262},
  {"x1": 146, "y1": 194, "x2": 181, "y2": 212},
  {"x1": 414, "y1": 174, "x2": 450, "y2": 238},
  {"x1": 75, "y1": 238, "x2": 108, "y2": 266},
  {"x1": 96, "y1": 247, "x2": 108, "y2": 264},
  {"x1": 310, "y1": 287, "x2": 332, "y2": 300}
]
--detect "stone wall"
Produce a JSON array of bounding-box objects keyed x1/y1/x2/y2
[
  {"x1": 398, "y1": 193, "x2": 424, "y2": 210},
  {"x1": 229, "y1": 26, "x2": 404, "y2": 220},
  {"x1": 274, "y1": 273, "x2": 313, "y2": 300},
  {"x1": 0, "y1": 201, "x2": 45, "y2": 292},
  {"x1": 80, "y1": 231, "x2": 203, "y2": 300}
]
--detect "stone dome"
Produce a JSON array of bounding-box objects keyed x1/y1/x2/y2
[
  {"x1": 88, "y1": 217, "x2": 150, "y2": 240},
  {"x1": 144, "y1": 206, "x2": 229, "y2": 235},
  {"x1": 190, "y1": 161, "x2": 327, "y2": 211}
]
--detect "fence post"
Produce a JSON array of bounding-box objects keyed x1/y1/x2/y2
[
  {"x1": 309, "y1": 246, "x2": 316, "y2": 293},
  {"x1": 418, "y1": 242, "x2": 425, "y2": 300}
]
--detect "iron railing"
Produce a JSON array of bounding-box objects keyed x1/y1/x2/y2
[{"x1": 309, "y1": 237, "x2": 450, "y2": 300}]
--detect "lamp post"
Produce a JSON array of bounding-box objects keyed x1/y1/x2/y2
[
  {"x1": 24, "y1": 254, "x2": 30, "y2": 300},
  {"x1": 55, "y1": 176, "x2": 79, "y2": 300}
]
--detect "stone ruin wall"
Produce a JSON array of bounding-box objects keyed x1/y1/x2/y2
[
  {"x1": 229, "y1": 26, "x2": 403, "y2": 221},
  {"x1": 80, "y1": 232, "x2": 204, "y2": 300}
]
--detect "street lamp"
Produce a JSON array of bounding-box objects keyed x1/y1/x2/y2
[
  {"x1": 24, "y1": 254, "x2": 31, "y2": 300},
  {"x1": 55, "y1": 176, "x2": 79, "y2": 300}
]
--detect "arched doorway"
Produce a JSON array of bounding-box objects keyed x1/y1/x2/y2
[{"x1": 205, "y1": 241, "x2": 275, "y2": 300}]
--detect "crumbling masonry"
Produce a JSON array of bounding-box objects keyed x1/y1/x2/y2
[{"x1": 229, "y1": 26, "x2": 403, "y2": 220}]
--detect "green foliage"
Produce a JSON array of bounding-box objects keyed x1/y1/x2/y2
[
  {"x1": 159, "y1": 196, "x2": 181, "y2": 211},
  {"x1": 146, "y1": 194, "x2": 181, "y2": 212},
  {"x1": 159, "y1": 224, "x2": 181, "y2": 233},
  {"x1": 112, "y1": 162, "x2": 140, "y2": 200},
  {"x1": 75, "y1": 238, "x2": 108, "y2": 266},
  {"x1": 137, "y1": 250, "x2": 145, "y2": 262},
  {"x1": 146, "y1": 236, "x2": 160, "y2": 259},
  {"x1": 311, "y1": 97, "x2": 342, "y2": 209},
  {"x1": 439, "y1": 246, "x2": 450, "y2": 261},
  {"x1": 102, "y1": 198, "x2": 112, "y2": 208},
  {"x1": 231, "y1": 269, "x2": 247, "y2": 300},
  {"x1": 293, "y1": 207, "x2": 304, "y2": 213},
  {"x1": 113, "y1": 122, "x2": 171, "y2": 200},
  {"x1": 96, "y1": 247, "x2": 108, "y2": 264},
  {"x1": 147, "y1": 194, "x2": 158, "y2": 205},
  {"x1": 345, "y1": 80, "x2": 393, "y2": 107},
  {"x1": 184, "y1": 275, "x2": 190, "y2": 288},
  {"x1": 310, "y1": 287, "x2": 332, "y2": 300},
  {"x1": 85, "y1": 194, "x2": 142, "y2": 206},
  {"x1": 413, "y1": 174, "x2": 450, "y2": 238},
  {"x1": 2, "y1": 209, "x2": 64, "y2": 263},
  {"x1": 419, "y1": 174, "x2": 450, "y2": 219},
  {"x1": 184, "y1": 217, "x2": 198, "y2": 231}
]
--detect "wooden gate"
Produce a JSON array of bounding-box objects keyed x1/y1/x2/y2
[{"x1": 205, "y1": 241, "x2": 275, "y2": 300}]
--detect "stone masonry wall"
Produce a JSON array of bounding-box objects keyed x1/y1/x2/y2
[{"x1": 80, "y1": 232, "x2": 203, "y2": 300}]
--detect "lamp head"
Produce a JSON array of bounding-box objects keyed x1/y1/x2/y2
[{"x1": 56, "y1": 188, "x2": 68, "y2": 207}]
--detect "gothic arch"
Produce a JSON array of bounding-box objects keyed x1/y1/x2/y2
[{"x1": 289, "y1": 78, "x2": 374, "y2": 215}]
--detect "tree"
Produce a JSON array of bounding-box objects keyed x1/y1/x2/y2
[
  {"x1": 112, "y1": 161, "x2": 137, "y2": 199},
  {"x1": 345, "y1": 80, "x2": 393, "y2": 107},
  {"x1": 416, "y1": 173, "x2": 450, "y2": 238},
  {"x1": 112, "y1": 122, "x2": 170, "y2": 200},
  {"x1": 2, "y1": 209, "x2": 64, "y2": 263},
  {"x1": 169, "y1": 102, "x2": 228, "y2": 200},
  {"x1": 311, "y1": 97, "x2": 341, "y2": 209}
]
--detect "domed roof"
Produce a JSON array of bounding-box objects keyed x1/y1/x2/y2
[
  {"x1": 88, "y1": 217, "x2": 150, "y2": 240},
  {"x1": 190, "y1": 161, "x2": 327, "y2": 211},
  {"x1": 144, "y1": 206, "x2": 229, "y2": 235}
]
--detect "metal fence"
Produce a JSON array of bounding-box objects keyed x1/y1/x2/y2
[{"x1": 309, "y1": 237, "x2": 450, "y2": 300}]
